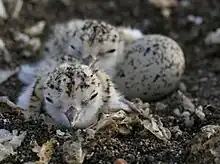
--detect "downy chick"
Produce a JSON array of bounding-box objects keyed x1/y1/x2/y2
[
  {"x1": 18, "y1": 19, "x2": 143, "y2": 85},
  {"x1": 17, "y1": 61, "x2": 136, "y2": 128}
]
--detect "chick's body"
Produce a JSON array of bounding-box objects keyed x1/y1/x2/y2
[
  {"x1": 43, "y1": 19, "x2": 126, "y2": 77},
  {"x1": 17, "y1": 56, "x2": 133, "y2": 128},
  {"x1": 18, "y1": 19, "x2": 144, "y2": 86}
]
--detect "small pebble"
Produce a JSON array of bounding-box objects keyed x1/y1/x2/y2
[
  {"x1": 0, "y1": 0, "x2": 8, "y2": 19},
  {"x1": 177, "y1": 91, "x2": 195, "y2": 112},
  {"x1": 195, "y1": 105, "x2": 205, "y2": 120},
  {"x1": 179, "y1": 82, "x2": 187, "y2": 92},
  {"x1": 11, "y1": 0, "x2": 23, "y2": 18},
  {"x1": 173, "y1": 108, "x2": 181, "y2": 116},
  {"x1": 155, "y1": 102, "x2": 167, "y2": 111},
  {"x1": 204, "y1": 28, "x2": 220, "y2": 44},
  {"x1": 148, "y1": 0, "x2": 177, "y2": 8},
  {"x1": 60, "y1": 0, "x2": 71, "y2": 6},
  {"x1": 25, "y1": 21, "x2": 46, "y2": 36},
  {"x1": 114, "y1": 158, "x2": 128, "y2": 164},
  {"x1": 0, "y1": 38, "x2": 11, "y2": 63},
  {"x1": 187, "y1": 15, "x2": 203, "y2": 25},
  {"x1": 28, "y1": 37, "x2": 41, "y2": 51},
  {"x1": 56, "y1": 129, "x2": 65, "y2": 136}
]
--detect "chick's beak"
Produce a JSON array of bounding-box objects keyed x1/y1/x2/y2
[
  {"x1": 65, "y1": 106, "x2": 79, "y2": 123},
  {"x1": 82, "y1": 54, "x2": 94, "y2": 65}
]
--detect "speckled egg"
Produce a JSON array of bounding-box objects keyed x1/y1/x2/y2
[{"x1": 113, "y1": 34, "x2": 185, "y2": 101}]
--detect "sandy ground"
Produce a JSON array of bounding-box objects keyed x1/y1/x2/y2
[{"x1": 0, "y1": 0, "x2": 220, "y2": 163}]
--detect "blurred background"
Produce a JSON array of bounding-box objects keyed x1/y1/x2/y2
[{"x1": 0, "y1": 1, "x2": 220, "y2": 163}]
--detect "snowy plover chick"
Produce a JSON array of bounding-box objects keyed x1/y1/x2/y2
[
  {"x1": 44, "y1": 19, "x2": 125, "y2": 77},
  {"x1": 18, "y1": 19, "x2": 144, "y2": 85},
  {"x1": 17, "y1": 61, "x2": 138, "y2": 129}
]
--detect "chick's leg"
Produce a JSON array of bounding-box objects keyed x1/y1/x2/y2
[{"x1": 106, "y1": 88, "x2": 141, "y2": 114}]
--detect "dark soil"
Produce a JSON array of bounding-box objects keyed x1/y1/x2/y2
[{"x1": 0, "y1": 0, "x2": 220, "y2": 163}]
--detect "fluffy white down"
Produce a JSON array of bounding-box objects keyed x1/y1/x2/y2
[
  {"x1": 17, "y1": 82, "x2": 35, "y2": 110},
  {"x1": 18, "y1": 64, "x2": 37, "y2": 85},
  {"x1": 118, "y1": 27, "x2": 144, "y2": 41},
  {"x1": 122, "y1": 28, "x2": 144, "y2": 39}
]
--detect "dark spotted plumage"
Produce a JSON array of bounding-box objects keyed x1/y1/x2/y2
[{"x1": 78, "y1": 20, "x2": 119, "y2": 46}]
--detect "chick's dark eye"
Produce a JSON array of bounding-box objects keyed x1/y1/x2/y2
[
  {"x1": 70, "y1": 45, "x2": 75, "y2": 50},
  {"x1": 45, "y1": 97, "x2": 53, "y2": 103},
  {"x1": 89, "y1": 92, "x2": 98, "y2": 101},
  {"x1": 106, "y1": 49, "x2": 116, "y2": 53},
  {"x1": 82, "y1": 92, "x2": 99, "y2": 105}
]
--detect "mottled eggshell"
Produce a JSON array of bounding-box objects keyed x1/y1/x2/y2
[{"x1": 113, "y1": 34, "x2": 185, "y2": 101}]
